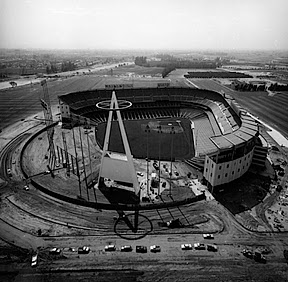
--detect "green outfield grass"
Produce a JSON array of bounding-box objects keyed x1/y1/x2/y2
[{"x1": 96, "y1": 117, "x2": 195, "y2": 161}]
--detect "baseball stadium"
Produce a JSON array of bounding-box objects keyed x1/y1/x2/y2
[{"x1": 57, "y1": 83, "x2": 265, "y2": 198}]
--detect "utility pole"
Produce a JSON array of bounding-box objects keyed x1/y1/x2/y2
[
  {"x1": 79, "y1": 126, "x2": 89, "y2": 201},
  {"x1": 61, "y1": 130, "x2": 70, "y2": 177},
  {"x1": 40, "y1": 79, "x2": 56, "y2": 169},
  {"x1": 145, "y1": 124, "x2": 150, "y2": 198},
  {"x1": 158, "y1": 125, "x2": 162, "y2": 195},
  {"x1": 169, "y1": 126, "x2": 175, "y2": 196},
  {"x1": 71, "y1": 121, "x2": 82, "y2": 198}
]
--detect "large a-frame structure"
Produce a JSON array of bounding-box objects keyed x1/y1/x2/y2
[{"x1": 97, "y1": 91, "x2": 140, "y2": 201}]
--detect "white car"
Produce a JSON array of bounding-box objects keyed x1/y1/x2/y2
[
  {"x1": 150, "y1": 245, "x2": 161, "y2": 253},
  {"x1": 23, "y1": 185, "x2": 29, "y2": 191},
  {"x1": 31, "y1": 253, "x2": 38, "y2": 267},
  {"x1": 181, "y1": 244, "x2": 192, "y2": 250},
  {"x1": 203, "y1": 234, "x2": 214, "y2": 239},
  {"x1": 7, "y1": 168, "x2": 12, "y2": 176},
  {"x1": 120, "y1": 245, "x2": 133, "y2": 252},
  {"x1": 49, "y1": 247, "x2": 61, "y2": 255},
  {"x1": 194, "y1": 243, "x2": 205, "y2": 250},
  {"x1": 105, "y1": 244, "x2": 116, "y2": 252}
]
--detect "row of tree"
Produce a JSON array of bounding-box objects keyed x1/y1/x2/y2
[
  {"x1": 61, "y1": 61, "x2": 77, "y2": 72},
  {"x1": 233, "y1": 82, "x2": 265, "y2": 92},
  {"x1": 134, "y1": 56, "x2": 148, "y2": 66},
  {"x1": 268, "y1": 83, "x2": 288, "y2": 91},
  {"x1": 46, "y1": 63, "x2": 58, "y2": 74},
  {"x1": 185, "y1": 71, "x2": 252, "y2": 79},
  {"x1": 232, "y1": 82, "x2": 288, "y2": 92},
  {"x1": 46, "y1": 61, "x2": 77, "y2": 74},
  {"x1": 134, "y1": 57, "x2": 218, "y2": 69}
]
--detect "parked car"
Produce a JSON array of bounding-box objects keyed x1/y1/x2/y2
[
  {"x1": 49, "y1": 248, "x2": 61, "y2": 255},
  {"x1": 181, "y1": 244, "x2": 192, "y2": 250},
  {"x1": 78, "y1": 246, "x2": 90, "y2": 254},
  {"x1": 136, "y1": 246, "x2": 147, "y2": 253},
  {"x1": 7, "y1": 168, "x2": 12, "y2": 177},
  {"x1": 105, "y1": 245, "x2": 116, "y2": 252},
  {"x1": 241, "y1": 249, "x2": 253, "y2": 259},
  {"x1": 137, "y1": 172, "x2": 144, "y2": 177},
  {"x1": 203, "y1": 234, "x2": 214, "y2": 239},
  {"x1": 167, "y1": 218, "x2": 182, "y2": 228},
  {"x1": 283, "y1": 250, "x2": 288, "y2": 261},
  {"x1": 194, "y1": 243, "x2": 205, "y2": 250},
  {"x1": 153, "y1": 162, "x2": 159, "y2": 170},
  {"x1": 121, "y1": 245, "x2": 133, "y2": 252},
  {"x1": 150, "y1": 245, "x2": 161, "y2": 253},
  {"x1": 23, "y1": 185, "x2": 29, "y2": 191},
  {"x1": 207, "y1": 244, "x2": 218, "y2": 252},
  {"x1": 256, "y1": 247, "x2": 271, "y2": 255},
  {"x1": 31, "y1": 253, "x2": 38, "y2": 267},
  {"x1": 254, "y1": 251, "x2": 266, "y2": 263}
]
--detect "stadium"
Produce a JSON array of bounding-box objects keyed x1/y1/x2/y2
[{"x1": 57, "y1": 83, "x2": 266, "y2": 199}]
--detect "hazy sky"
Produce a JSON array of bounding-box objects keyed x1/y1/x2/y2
[{"x1": 1, "y1": 0, "x2": 288, "y2": 50}]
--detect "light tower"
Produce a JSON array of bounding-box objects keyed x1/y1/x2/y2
[{"x1": 40, "y1": 79, "x2": 56, "y2": 168}]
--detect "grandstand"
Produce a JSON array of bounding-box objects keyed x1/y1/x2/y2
[{"x1": 59, "y1": 87, "x2": 264, "y2": 189}]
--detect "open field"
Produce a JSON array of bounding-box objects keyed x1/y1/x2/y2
[
  {"x1": 229, "y1": 91, "x2": 288, "y2": 138},
  {"x1": 96, "y1": 118, "x2": 194, "y2": 160}
]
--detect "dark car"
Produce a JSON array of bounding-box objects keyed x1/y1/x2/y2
[
  {"x1": 207, "y1": 244, "x2": 218, "y2": 252},
  {"x1": 78, "y1": 246, "x2": 90, "y2": 254},
  {"x1": 242, "y1": 249, "x2": 253, "y2": 259},
  {"x1": 136, "y1": 246, "x2": 147, "y2": 253},
  {"x1": 254, "y1": 251, "x2": 266, "y2": 263},
  {"x1": 283, "y1": 250, "x2": 288, "y2": 261}
]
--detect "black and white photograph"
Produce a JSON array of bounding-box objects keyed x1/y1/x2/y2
[{"x1": 0, "y1": 0, "x2": 288, "y2": 281}]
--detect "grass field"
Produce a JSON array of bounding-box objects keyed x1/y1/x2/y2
[
  {"x1": 96, "y1": 117, "x2": 195, "y2": 161},
  {"x1": 231, "y1": 91, "x2": 288, "y2": 137}
]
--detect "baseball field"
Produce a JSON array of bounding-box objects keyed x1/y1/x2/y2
[{"x1": 96, "y1": 117, "x2": 195, "y2": 160}]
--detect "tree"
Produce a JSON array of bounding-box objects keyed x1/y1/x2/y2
[
  {"x1": 46, "y1": 65, "x2": 51, "y2": 74},
  {"x1": 134, "y1": 56, "x2": 147, "y2": 66}
]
